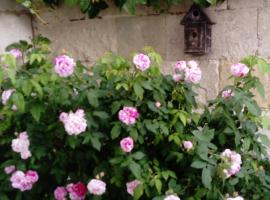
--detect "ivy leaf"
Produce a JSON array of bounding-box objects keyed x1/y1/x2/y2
[{"x1": 202, "y1": 167, "x2": 212, "y2": 189}]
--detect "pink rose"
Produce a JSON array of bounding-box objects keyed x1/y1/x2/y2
[
  {"x1": 118, "y1": 107, "x2": 139, "y2": 125},
  {"x1": 54, "y1": 55, "x2": 76, "y2": 77},
  {"x1": 231, "y1": 63, "x2": 249, "y2": 77},
  {"x1": 172, "y1": 74, "x2": 183, "y2": 82},
  {"x1": 187, "y1": 60, "x2": 198, "y2": 68},
  {"x1": 185, "y1": 64, "x2": 202, "y2": 84},
  {"x1": 4, "y1": 165, "x2": 16, "y2": 175},
  {"x1": 68, "y1": 182, "x2": 87, "y2": 199},
  {"x1": 10, "y1": 170, "x2": 38, "y2": 191},
  {"x1": 59, "y1": 109, "x2": 87, "y2": 135},
  {"x1": 133, "y1": 54, "x2": 151, "y2": 71},
  {"x1": 9, "y1": 49, "x2": 22, "y2": 59},
  {"x1": 87, "y1": 179, "x2": 106, "y2": 196},
  {"x1": 120, "y1": 137, "x2": 134, "y2": 153},
  {"x1": 175, "y1": 61, "x2": 187, "y2": 73},
  {"x1": 222, "y1": 89, "x2": 234, "y2": 99},
  {"x1": 155, "y1": 101, "x2": 161, "y2": 108},
  {"x1": 25, "y1": 170, "x2": 39, "y2": 183},
  {"x1": 126, "y1": 180, "x2": 141, "y2": 196},
  {"x1": 183, "y1": 141, "x2": 193, "y2": 151},
  {"x1": 164, "y1": 195, "x2": 181, "y2": 200},
  {"x1": 221, "y1": 149, "x2": 242, "y2": 178},
  {"x1": 54, "y1": 186, "x2": 67, "y2": 200},
  {"x1": 11, "y1": 131, "x2": 31, "y2": 160},
  {"x1": 2, "y1": 89, "x2": 15, "y2": 105}
]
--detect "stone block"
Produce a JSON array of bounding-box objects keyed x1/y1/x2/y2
[
  {"x1": 34, "y1": 18, "x2": 117, "y2": 62},
  {"x1": 116, "y1": 15, "x2": 167, "y2": 58},
  {"x1": 228, "y1": 0, "x2": 263, "y2": 9},
  {"x1": 0, "y1": 14, "x2": 32, "y2": 54},
  {"x1": 258, "y1": 8, "x2": 270, "y2": 58},
  {"x1": 0, "y1": 0, "x2": 26, "y2": 12}
]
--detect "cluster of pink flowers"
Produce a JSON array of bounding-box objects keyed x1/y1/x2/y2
[
  {"x1": 11, "y1": 131, "x2": 31, "y2": 160},
  {"x1": 2, "y1": 89, "x2": 15, "y2": 105},
  {"x1": 87, "y1": 179, "x2": 106, "y2": 196},
  {"x1": 54, "y1": 182, "x2": 88, "y2": 200},
  {"x1": 164, "y1": 194, "x2": 181, "y2": 200},
  {"x1": 221, "y1": 149, "x2": 242, "y2": 178},
  {"x1": 183, "y1": 141, "x2": 193, "y2": 151},
  {"x1": 227, "y1": 196, "x2": 244, "y2": 200},
  {"x1": 231, "y1": 63, "x2": 249, "y2": 77},
  {"x1": 59, "y1": 109, "x2": 87, "y2": 135},
  {"x1": 133, "y1": 53, "x2": 151, "y2": 71},
  {"x1": 118, "y1": 106, "x2": 139, "y2": 125},
  {"x1": 9, "y1": 49, "x2": 22, "y2": 59},
  {"x1": 54, "y1": 55, "x2": 76, "y2": 77},
  {"x1": 120, "y1": 137, "x2": 134, "y2": 153},
  {"x1": 126, "y1": 180, "x2": 141, "y2": 196},
  {"x1": 222, "y1": 89, "x2": 234, "y2": 99},
  {"x1": 173, "y1": 60, "x2": 202, "y2": 84},
  {"x1": 10, "y1": 170, "x2": 38, "y2": 191}
]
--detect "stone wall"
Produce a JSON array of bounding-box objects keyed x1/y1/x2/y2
[
  {"x1": 1, "y1": 0, "x2": 270, "y2": 109},
  {"x1": 0, "y1": 0, "x2": 33, "y2": 54}
]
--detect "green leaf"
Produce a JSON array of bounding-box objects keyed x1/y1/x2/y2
[
  {"x1": 64, "y1": 0, "x2": 78, "y2": 6},
  {"x1": 257, "y1": 58, "x2": 270, "y2": 73},
  {"x1": 30, "y1": 80, "x2": 43, "y2": 97},
  {"x1": 155, "y1": 179, "x2": 162, "y2": 194},
  {"x1": 134, "y1": 184, "x2": 144, "y2": 200},
  {"x1": 93, "y1": 111, "x2": 109, "y2": 119},
  {"x1": 202, "y1": 167, "x2": 212, "y2": 189},
  {"x1": 30, "y1": 103, "x2": 45, "y2": 122},
  {"x1": 255, "y1": 80, "x2": 265, "y2": 98},
  {"x1": 192, "y1": 129, "x2": 214, "y2": 142},
  {"x1": 90, "y1": 135, "x2": 102, "y2": 151},
  {"x1": 111, "y1": 123, "x2": 121, "y2": 139},
  {"x1": 132, "y1": 151, "x2": 145, "y2": 160},
  {"x1": 22, "y1": 80, "x2": 33, "y2": 96},
  {"x1": 191, "y1": 160, "x2": 207, "y2": 169},
  {"x1": 133, "y1": 83, "x2": 144, "y2": 100},
  {"x1": 259, "y1": 134, "x2": 270, "y2": 148},
  {"x1": 80, "y1": 0, "x2": 91, "y2": 12},
  {"x1": 87, "y1": 90, "x2": 99, "y2": 107},
  {"x1": 129, "y1": 161, "x2": 141, "y2": 179},
  {"x1": 245, "y1": 100, "x2": 261, "y2": 116},
  {"x1": 12, "y1": 92, "x2": 25, "y2": 112}
]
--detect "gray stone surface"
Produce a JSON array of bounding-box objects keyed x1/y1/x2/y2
[
  {"x1": 228, "y1": 0, "x2": 264, "y2": 9},
  {"x1": 0, "y1": 0, "x2": 26, "y2": 12},
  {"x1": 116, "y1": 15, "x2": 167, "y2": 58},
  {"x1": 0, "y1": 13, "x2": 32, "y2": 54},
  {"x1": 34, "y1": 18, "x2": 117, "y2": 62},
  {"x1": 258, "y1": 8, "x2": 270, "y2": 58}
]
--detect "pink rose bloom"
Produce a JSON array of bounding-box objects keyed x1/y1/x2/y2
[
  {"x1": 185, "y1": 64, "x2": 202, "y2": 84},
  {"x1": 10, "y1": 170, "x2": 38, "y2": 191},
  {"x1": 227, "y1": 196, "x2": 244, "y2": 200},
  {"x1": 25, "y1": 170, "x2": 39, "y2": 183},
  {"x1": 172, "y1": 74, "x2": 183, "y2": 82},
  {"x1": 164, "y1": 195, "x2": 181, "y2": 200},
  {"x1": 4, "y1": 165, "x2": 16, "y2": 175},
  {"x1": 59, "y1": 109, "x2": 87, "y2": 135},
  {"x1": 120, "y1": 137, "x2": 134, "y2": 153},
  {"x1": 126, "y1": 180, "x2": 141, "y2": 196},
  {"x1": 87, "y1": 179, "x2": 106, "y2": 196},
  {"x1": 221, "y1": 149, "x2": 242, "y2": 178},
  {"x1": 11, "y1": 131, "x2": 32, "y2": 160},
  {"x1": 231, "y1": 63, "x2": 249, "y2": 77},
  {"x1": 222, "y1": 89, "x2": 234, "y2": 99},
  {"x1": 9, "y1": 49, "x2": 22, "y2": 59},
  {"x1": 175, "y1": 61, "x2": 187, "y2": 73},
  {"x1": 118, "y1": 106, "x2": 139, "y2": 125},
  {"x1": 66, "y1": 182, "x2": 87, "y2": 200},
  {"x1": 2, "y1": 89, "x2": 15, "y2": 105},
  {"x1": 54, "y1": 55, "x2": 76, "y2": 77},
  {"x1": 133, "y1": 53, "x2": 151, "y2": 71},
  {"x1": 183, "y1": 141, "x2": 193, "y2": 151},
  {"x1": 54, "y1": 186, "x2": 67, "y2": 200},
  {"x1": 187, "y1": 60, "x2": 198, "y2": 68},
  {"x1": 155, "y1": 101, "x2": 161, "y2": 108}
]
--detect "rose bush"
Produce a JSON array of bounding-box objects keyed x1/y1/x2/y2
[{"x1": 0, "y1": 35, "x2": 270, "y2": 199}]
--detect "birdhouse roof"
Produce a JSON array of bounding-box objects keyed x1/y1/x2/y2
[{"x1": 181, "y1": 4, "x2": 214, "y2": 25}]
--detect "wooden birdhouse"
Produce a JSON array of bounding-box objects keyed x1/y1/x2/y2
[{"x1": 181, "y1": 4, "x2": 214, "y2": 55}]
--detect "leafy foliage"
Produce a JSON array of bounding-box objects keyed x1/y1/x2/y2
[
  {"x1": 0, "y1": 36, "x2": 270, "y2": 200},
  {"x1": 16, "y1": 0, "x2": 224, "y2": 18}
]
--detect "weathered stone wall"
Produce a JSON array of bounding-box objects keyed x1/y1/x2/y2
[
  {"x1": 1, "y1": 0, "x2": 270, "y2": 109},
  {"x1": 0, "y1": 0, "x2": 33, "y2": 54}
]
